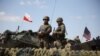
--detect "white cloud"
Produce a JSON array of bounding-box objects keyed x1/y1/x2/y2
[
  {"x1": 20, "y1": 1, "x2": 25, "y2": 5},
  {"x1": 0, "y1": 11, "x2": 5, "y2": 15},
  {"x1": 20, "y1": 0, "x2": 47, "y2": 8},
  {"x1": 33, "y1": 0, "x2": 47, "y2": 8},
  {"x1": 69, "y1": 15, "x2": 97, "y2": 20},
  {"x1": 76, "y1": 16, "x2": 82, "y2": 19},
  {"x1": 0, "y1": 12, "x2": 21, "y2": 22},
  {"x1": 27, "y1": 1, "x2": 32, "y2": 5},
  {"x1": 69, "y1": 16, "x2": 82, "y2": 20},
  {"x1": 90, "y1": 15, "x2": 97, "y2": 19}
]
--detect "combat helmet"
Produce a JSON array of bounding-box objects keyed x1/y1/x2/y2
[
  {"x1": 56, "y1": 17, "x2": 63, "y2": 22},
  {"x1": 43, "y1": 16, "x2": 50, "y2": 21}
]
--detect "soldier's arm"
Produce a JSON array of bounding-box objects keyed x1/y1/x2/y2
[
  {"x1": 37, "y1": 26, "x2": 43, "y2": 36},
  {"x1": 45, "y1": 26, "x2": 52, "y2": 34},
  {"x1": 38, "y1": 25, "x2": 42, "y2": 32},
  {"x1": 57, "y1": 25, "x2": 65, "y2": 34}
]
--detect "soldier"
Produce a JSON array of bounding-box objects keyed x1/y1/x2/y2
[
  {"x1": 53, "y1": 17, "x2": 66, "y2": 48},
  {"x1": 38, "y1": 16, "x2": 52, "y2": 48},
  {"x1": 74, "y1": 36, "x2": 81, "y2": 45}
]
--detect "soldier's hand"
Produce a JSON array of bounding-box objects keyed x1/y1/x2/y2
[
  {"x1": 53, "y1": 31, "x2": 57, "y2": 34},
  {"x1": 38, "y1": 32, "x2": 44, "y2": 36},
  {"x1": 38, "y1": 32, "x2": 41, "y2": 34},
  {"x1": 38, "y1": 32, "x2": 42, "y2": 35}
]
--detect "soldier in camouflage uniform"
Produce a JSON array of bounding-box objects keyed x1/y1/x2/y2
[
  {"x1": 53, "y1": 17, "x2": 66, "y2": 48},
  {"x1": 38, "y1": 16, "x2": 52, "y2": 48}
]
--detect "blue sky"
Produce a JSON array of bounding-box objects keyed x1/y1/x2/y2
[{"x1": 0, "y1": 0, "x2": 100, "y2": 42}]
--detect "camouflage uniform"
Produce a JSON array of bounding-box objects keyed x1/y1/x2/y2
[
  {"x1": 53, "y1": 17, "x2": 66, "y2": 48},
  {"x1": 38, "y1": 16, "x2": 52, "y2": 48}
]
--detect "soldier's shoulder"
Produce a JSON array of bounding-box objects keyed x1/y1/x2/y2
[
  {"x1": 61, "y1": 24, "x2": 65, "y2": 27},
  {"x1": 40, "y1": 24, "x2": 44, "y2": 27},
  {"x1": 46, "y1": 24, "x2": 52, "y2": 27}
]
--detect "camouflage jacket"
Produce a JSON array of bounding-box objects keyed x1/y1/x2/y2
[
  {"x1": 54, "y1": 23, "x2": 66, "y2": 40},
  {"x1": 38, "y1": 24, "x2": 52, "y2": 36}
]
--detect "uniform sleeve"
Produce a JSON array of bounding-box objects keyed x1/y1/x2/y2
[
  {"x1": 46, "y1": 25, "x2": 52, "y2": 34},
  {"x1": 57, "y1": 25, "x2": 65, "y2": 34},
  {"x1": 38, "y1": 25, "x2": 42, "y2": 32}
]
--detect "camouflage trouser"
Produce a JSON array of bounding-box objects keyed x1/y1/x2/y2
[
  {"x1": 39, "y1": 38, "x2": 49, "y2": 48},
  {"x1": 53, "y1": 40, "x2": 62, "y2": 48}
]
